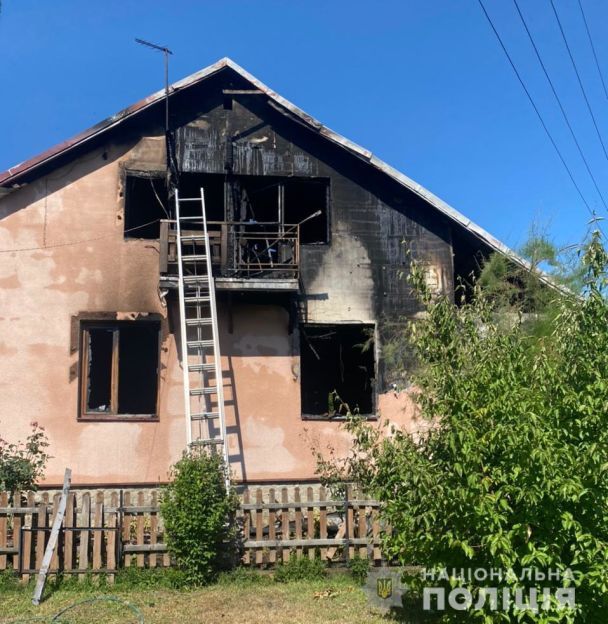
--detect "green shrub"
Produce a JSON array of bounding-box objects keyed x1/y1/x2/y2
[
  {"x1": 348, "y1": 555, "x2": 370, "y2": 585},
  {"x1": 0, "y1": 422, "x2": 50, "y2": 492},
  {"x1": 274, "y1": 556, "x2": 327, "y2": 583},
  {"x1": 316, "y1": 231, "x2": 608, "y2": 621},
  {"x1": 160, "y1": 450, "x2": 238, "y2": 586}
]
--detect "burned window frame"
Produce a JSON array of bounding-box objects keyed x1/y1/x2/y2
[
  {"x1": 78, "y1": 319, "x2": 161, "y2": 421},
  {"x1": 299, "y1": 322, "x2": 377, "y2": 420},
  {"x1": 122, "y1": 169, "x2": 169, "y2": 240}
]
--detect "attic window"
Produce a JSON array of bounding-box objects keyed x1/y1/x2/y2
[
  {"x1": 300, "y1": 324, "x2": 375, "y2": 417},
  {"x1": 79, "y1": 320, "x2": 160, "y2": 419},
  {"x1": 124, "y1": 173, "x2": 169, "y2": 239}
]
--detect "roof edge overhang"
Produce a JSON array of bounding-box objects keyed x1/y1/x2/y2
[{"x1": 0, "y1": 56, "x2": 548, "y2": 285}]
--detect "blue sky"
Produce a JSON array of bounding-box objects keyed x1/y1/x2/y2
[{"x1": 2, "y1": 0, "x2": 608, "y2": 249}]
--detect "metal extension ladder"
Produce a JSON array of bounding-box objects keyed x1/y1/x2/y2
[{"x1": 175, "y1": 187, "x2": 230, "y2": 488}]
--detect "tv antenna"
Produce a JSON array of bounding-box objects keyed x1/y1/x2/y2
[{"x1": 135, "y1": 38, "x2": 173, "y2": 136}]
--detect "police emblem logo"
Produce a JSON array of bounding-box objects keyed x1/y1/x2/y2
[{"x1": 377, "y1": 577, "x2": 393, "y2": 599}]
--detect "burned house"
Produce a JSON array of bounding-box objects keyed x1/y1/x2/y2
[{"x1": 0, "y1": 58, "x2": 524, "y2": 487}]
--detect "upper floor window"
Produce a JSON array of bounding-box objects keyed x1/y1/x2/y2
[
  {"x1": 79, "y1": 320, "x2": 160, "y2": 419},
  {"x1": 124, "y1": 172, "x2": 169, "y2": 239}
]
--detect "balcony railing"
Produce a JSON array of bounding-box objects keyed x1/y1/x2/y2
[{"x1": 159, "y1": 220, "x2": 300, "y2": 281}]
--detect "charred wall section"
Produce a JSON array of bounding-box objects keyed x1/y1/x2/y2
[{"x1": 166, "y1": 67, "x2": 454, "y2": 393}]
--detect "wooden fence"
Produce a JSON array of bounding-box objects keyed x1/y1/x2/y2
[
  {"x1": 0, "y1": 486, "x2": 382, "y2": 578},
  {"x1": 241, "y1": 486, "x2": 383, "y2": 566}
]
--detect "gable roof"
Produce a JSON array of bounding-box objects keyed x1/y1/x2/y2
[{"x1": 0, "y1": 56, "x2": 532, "y2": 274}]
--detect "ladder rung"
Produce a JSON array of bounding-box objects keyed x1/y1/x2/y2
[
  {"x1": 188, "y1": 363, "x2": 216, "y2": 372},
  {"x1": 190, "y1": 438, "x2": 224, "y2": 446},
  {"x1": 190, "y1": 386, "x2": 218, "y2": 396},
  {"x1": 178, "y1": 199, "x2": 203, "y2": 203},
  {"x1": 181, "y1": 255, "x2": 207, "y2": 262},
  {"x1": 185, "y1": 318, "x2": 212, "y2": 326},
  {"x1": 191, "y1": 412, "x2": 220, "y2": 421},
  {"x1": 183, "y1": 275, "x2": 210, "y2": 284},
  {"x1": 184, "y1": 296, "x2": 211, "y2": 303},
  {"x1": 181, "y1": 234, "x2": 207, "y2": 241},
  {"x1": 187, "y1": 340, "x2": 214, "y2": 348}
]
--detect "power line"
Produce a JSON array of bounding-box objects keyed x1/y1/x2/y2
[
  {"x1": 477, "y1": 0, "x2": 595, "y2": 218},
  {"x1": 550, "y1": 0, "x2": 608, "y2": 162},
  {"x1": 0, "y1": 218, "x2": 162, "y2": 253},
  {"x1": 512, "y1": 0, "x2": 608, "y2": 211},
  {"x1": 577, "y1": 0, "x2": 608, "y2": 101}
]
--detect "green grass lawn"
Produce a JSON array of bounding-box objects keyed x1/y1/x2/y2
[{"x1": 0, "y1": 571, "x2": 395, "y2": 624}]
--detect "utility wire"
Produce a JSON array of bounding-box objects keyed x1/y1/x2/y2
[
  {"x1": 577, "y1": 0, "x2": 608, "y2": 101},
  {"x1": 550, "y1": 0, "x2": 608, "y2": 162},
  {"x1": 512, "y1": 0, "x2": 608, "y2": 211},
  {"x1": 0, "y1": 218, "x2": 162, "y2": 253},
  {"x1": 477, "y1": 0, "x2": 595, "y2": 218}
]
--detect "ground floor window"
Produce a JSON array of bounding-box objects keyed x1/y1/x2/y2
[
  {"x1": 79, "y1": 320, "x2": 160, "y2": 419},
  {"x1": 300, "y1": 323, "x2": 375, "y2": 417}
]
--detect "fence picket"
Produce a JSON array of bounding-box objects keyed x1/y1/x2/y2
[
  {"x1": 306, "y1": 487, "x2": 315, "y2": 561},
  {"x1": 122, "y1": 492, "x2": 131, "y2": 568},
  {"x1": 294, "y1": 487, "x2": 302, "y2": 559},
  {"x1": 93, "y1": 492, "x2": 103, "y2": 574},
  {"x1": 34, "y1": 495, "x2": 47, "y2": 574},
  {"x1": 22, "y1": 492, "x2": 35, "y2": 581},
  {"x1": 372, "y1": 508, "x2": 381, "y2": 563},
  {"x1": 78, "y1": 493, "x2": 90, "y2": 580},
  {"x1": 281, "y1": 488, "x2": 290, "y2": 563},
  {"x1": 150, "y1": 491, "x2": 158, "y2": 569},
  {"x1": 242, "y1": 490, "x2": 250, "y2": 565},
  {"x1": 319, "y1": 487, "x2": 327, "y2": 561},
  {"x1": 64, "y1": 493, "x2": 75, "y2": 573},
  {"x1": 12, "y1": 491, "x2": 22, "y2": 573},
  {"x1": 268, "y1": 488, "x2": 276, "y2": 565},
  {"x1": 50, "y1": 493, "x2": 61, "y2": 572},
  {"x1": 255, "y1": 489, "x2": 263, "y2": 565},
  {"x1": 358, "y1": 503, "x2": 367, "y2": 559},
  {"x1": 347, "y1": 485, "x2": 355, "y2": 562},
  {"x1": 107, "y1": 491, "x2": 118, "y2": 582},
  {"x1": 136, "y1": 491, "x2": 145, "y2": 567},
  {"x1": 0, "y1": 492, "x2": 7, "y2": 570}
]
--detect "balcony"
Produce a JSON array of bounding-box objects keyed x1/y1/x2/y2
[{"x1": 159, "y1": 219, "x2": 300, "y2": 292}]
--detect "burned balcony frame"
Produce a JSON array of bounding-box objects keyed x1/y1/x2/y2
[
  {"x1": 78, "y1": 319, "x2": 161, "y2": 421},
  {"x1": 158, "y1": 175, "x2": 329, "y2": 289},
  {"x1": 164, "y1": 219, "x2": 299, "y2": 276}
]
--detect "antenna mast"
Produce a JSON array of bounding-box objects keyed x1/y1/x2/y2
[{"x1": 135, "y1": 38, "x2": 177, "y2": 191}]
